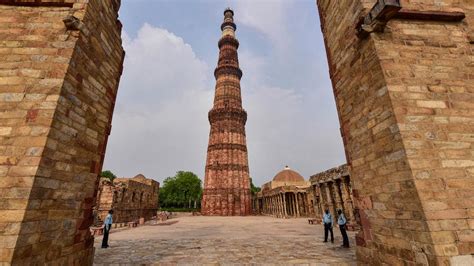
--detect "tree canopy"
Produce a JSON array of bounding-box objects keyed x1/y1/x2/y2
[
  {"x1": 159, "y1": 171, "x2": 202, "y2": 209},
  {"x1": 101, "y1": 170, "x2": 117, "y2": 183},
  {"x1": 250, "y1": 178, "x2": 261, "y2": 195}
]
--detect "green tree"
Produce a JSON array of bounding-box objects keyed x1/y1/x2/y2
[
  {"x1": 101, "y1": 170, "x2": 117, "y2": 183},
  {"x1": 250, "y1": 178, "x2": 261, "y2": 195},
  {"x1": 159, "y1": 171, "x2": 202, "y2": 209}
]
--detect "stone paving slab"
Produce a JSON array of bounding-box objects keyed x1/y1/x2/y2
[{"x1": 93, "y1": 216, "x2": 356, "y2": 265}]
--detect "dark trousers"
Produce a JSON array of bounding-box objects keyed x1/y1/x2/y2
[
  {"x1": 339, "y1": 224, "x2": 349, "y2": 247},
  {"x1": 101, "y1": 224, "x2": 110, "y2": 248},
  {"x1": 324, "y1": 223, "x2": 334, "y2": 242}
]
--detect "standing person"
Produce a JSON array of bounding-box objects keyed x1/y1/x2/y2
[
  {"x1": 322, "y1": 209, "x2": 334, "y2": 243},
  {"x1": 101, "y1": 210, "x2": 113, "y2": 248},
  {"x1": 337, "y1": 209, "x2": 350, "y2": 248}
]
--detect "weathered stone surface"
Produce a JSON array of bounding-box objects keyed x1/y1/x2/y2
[
  {"x1": 317, "y1": 0, "x2": 474, "y2": 264},
  {"x1": 201, "y1": 9, "x2": 251, "y2": 216},
  {"x1": 0, "y1": 0, "x2": 123, "y2": 264},
  {"x1": 95, "y1": 174, "x2": 159, "y2": 224},
  {"x1": 310, "y1": 165, "x2": 357, "y2": 230},
  {"x1": 93, "y1": 216, "x2": 357, "y2": 265}
]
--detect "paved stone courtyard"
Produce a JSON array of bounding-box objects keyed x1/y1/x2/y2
[{"x1": 93, "y1": 216, "x2": 356, "y2": 265}]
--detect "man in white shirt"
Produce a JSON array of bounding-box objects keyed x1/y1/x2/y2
[
  {"x1": 337, "y1": 209, "x2": 349, "y2": 248},
  {"x1": 322, "y1": 209, "x2": 334, "y2": 243},
  {"x1": 101, "y1": 210, "x2": 114, "y2": 248}
]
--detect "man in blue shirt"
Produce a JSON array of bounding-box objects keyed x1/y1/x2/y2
[
  {"x1": 101, "y1": 209, "x2": 114, "y2": 248},
  {"x1": 337, "y1": 209, "x2": 350, "y2": 248},
  {"x1": 322, "y1": 209, "x2": 334, "y2": 243}
]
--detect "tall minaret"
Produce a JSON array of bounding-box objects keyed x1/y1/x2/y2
[{"x1": 201, "y1": 8, "x2": 251, "y2": 216}]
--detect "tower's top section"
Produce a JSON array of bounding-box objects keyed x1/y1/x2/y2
[
  {"x1": 221, "y1": 8, "x2": 236, "y2": 37},
  {"x1": 224, "y1": 7, "x2": 234, "y2": 16}
]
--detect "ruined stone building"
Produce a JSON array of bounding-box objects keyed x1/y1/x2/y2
[
  {"x1": 309, "y1": 164, "x2": 357, "y2": 230},
  {"x1": 201, "y1": 8, "x2": 252, "y2": 216},
  {"x1": 0, "y1": 0, "x2": 124, "y2": 264},
  {"x1": 95, "y1": 174, "x2": 159, "y2": 224},
  {"x1": 254, "y1": 166, "x2": 315, "y2": 218}
]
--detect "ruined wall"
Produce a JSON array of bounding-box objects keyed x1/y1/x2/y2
[
  {"x1": 310, "y1": 165, "x2": 355, "y2": 227},
  {"x1": 305, "y1": 187, "x2": 316, "y2": 218},
  {"x1": 317, "y1": 0, "x2": 473, "y2": 264},
  {"x1": 0, "y1": 0, "x2": 123, "y2": 264},
  {"x1": 96, "y1": 175, "x2": 160, "y2": 223}
]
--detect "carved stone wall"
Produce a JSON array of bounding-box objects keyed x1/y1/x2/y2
[
  {"x1": 0, "y1": 0, "x2": 123, "y2": 264},
  {"x1": 95, "y1": 174, "x2": 159, "y2": 223},
  {"x1": 317, "y1": 0, "x2": 473, "y2": 264},
  {"x1": 201, "y1": 9, "x2": 251, "y2": 216},
  {"x1": 310, "y1": 164, "x2": 356, "y2": 229}
]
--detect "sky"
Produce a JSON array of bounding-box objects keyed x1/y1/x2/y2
[{"x1": 103, "y1": 0, "x2": 346, "y2": 186}]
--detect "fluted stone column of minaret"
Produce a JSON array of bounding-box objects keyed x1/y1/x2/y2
[{"x1": 201, "y1": 8, "x2": 251, "y2": 216}]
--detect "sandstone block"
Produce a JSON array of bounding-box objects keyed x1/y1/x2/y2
[
  {"x1": 0, "y1": 127, "x2": 12, "y2": 136},
  {"x1": 7, "y1": 166, "x2": 38, "y2": 177},
  {"x1": 416, "y1": 101, "x2": 447, "y2": 108}
]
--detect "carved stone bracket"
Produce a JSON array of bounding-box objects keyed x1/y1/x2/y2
[
  {"x1": 356, "y1": 0, "x2": 402, "y2": 38},
  {"x1": 357, "y1": 0, "x2": 466, "y2": 39},
  {"x1": 395, "y1": 10, "x2": 465, "y2": 21},
  {"x1": 63, "y1": 15, "x2": 90, "y2": 37}
]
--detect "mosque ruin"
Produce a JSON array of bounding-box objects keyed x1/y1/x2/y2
[{"x1": 94, "y1": 174, "x2": 159, "y2": 224}]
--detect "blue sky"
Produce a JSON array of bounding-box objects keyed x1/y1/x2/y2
[{"x1": 103, "y1": 0, "x2": 346, "y2": 186}]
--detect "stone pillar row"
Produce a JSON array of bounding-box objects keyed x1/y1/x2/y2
[{"x1": 313, "y1": 177, "x2": 355, "y2": 226}]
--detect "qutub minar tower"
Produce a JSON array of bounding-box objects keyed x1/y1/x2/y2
[{"x1": 201, "y1": 8, "x2": 252, "y2": 216}]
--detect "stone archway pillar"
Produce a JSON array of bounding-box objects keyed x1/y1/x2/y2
[
  {"x1": 0, "y1": 1, "x2": 124, "y2": 264},
  {"x1": 341, "y1": 177, "x2": 355, "y2": 223},
  {"x1": 332, "y1": 180, "x2": 343, "y2": 213},
  {"x1": 295, "y1": 193, "x2": 300, "y2": 217},
  {"x1": 317, "y1": 0, "x2": 474, "y2": 264}
]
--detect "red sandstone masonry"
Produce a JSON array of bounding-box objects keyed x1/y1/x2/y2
[
  {"x1": 95, "y1": 174, "x2": 159, "y2": 224},
  {"x1": 0, "y1": 0, "x2": 124, "y2": 264},
  {"x1": 317, "y1": 0, "x2": 473, "y2": 264},
  {"x1": 201, "y1": 9, "x2": 251, "y2": 216}
]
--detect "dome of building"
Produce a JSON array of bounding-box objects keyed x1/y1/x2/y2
[
  {"x1": 272, "y1": 166, "x2": 305, "y2": 182},
  {"x1": 133, "y1": 174, "x2": 146, "y2": 179}
]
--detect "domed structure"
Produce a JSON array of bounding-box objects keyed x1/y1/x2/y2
[
  {"x1": 133, "y1": 174, "x2": 146, "y2": 179},
  {"x1": 273, "y1": 166, "x2": 305, "y2": 182}
]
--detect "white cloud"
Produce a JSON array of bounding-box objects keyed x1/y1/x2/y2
[
  {"x1": 233, "y1": 0, "x2": 291, "y2": 51},
  {"x1": 104, "y1": 12, "x2": 346, "y2": 187},
  {"x1": 103, "y1": 24, "x2": 212, "y2": 182},
  {"x1": 239, "y1": 54, "x2": 345, "y2": 184}
]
